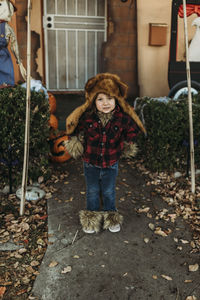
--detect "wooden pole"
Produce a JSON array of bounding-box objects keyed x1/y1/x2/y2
[
  {"x1": 20, "y1": 0, "x2": 32, "y2": 215},
  {"x1": 182, "y1": 0, "x2": 195, "y2": 193}
]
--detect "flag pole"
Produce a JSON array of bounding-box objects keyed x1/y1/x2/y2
[
  {"x1": 182, "y1": 0, "x2": 195, "y2": 193},
  {"x1": 20, "y1": 0, "x2": 32, "y2": 215}
]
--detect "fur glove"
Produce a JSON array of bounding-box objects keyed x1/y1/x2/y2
[
  {"x1": 121, "y1": 141, "x2": 138, "y2": 159},
  {"x1": 64, "y1": 133, "x2": 84, "y2": 159}
]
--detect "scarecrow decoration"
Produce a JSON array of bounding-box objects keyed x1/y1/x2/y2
[
  {"x1": 178, "y1": 4, "x2": 200, "y2": 62},
  {"x1": 188, "y1": 17, "x2": 200, "y2": 61},
  {"x1": 0, "y1": 0, "x2": 26, "y2": 87}
]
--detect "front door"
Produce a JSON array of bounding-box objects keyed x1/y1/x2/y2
[{"x1": 43, "y1": 0, "x2": 107, "y2": 91}]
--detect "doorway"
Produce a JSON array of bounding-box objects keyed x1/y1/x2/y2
[{"x1": 43, "y1": 0, "x2": 107, "y2": 91}]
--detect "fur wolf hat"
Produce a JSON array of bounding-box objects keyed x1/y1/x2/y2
[{"x1": 66, "y1": 73, "x2": 146, "y2": 134}]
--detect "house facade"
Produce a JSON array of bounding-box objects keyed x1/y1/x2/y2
[{"x1": 10, "y1": 0, "x2": 198, "y2": 98}]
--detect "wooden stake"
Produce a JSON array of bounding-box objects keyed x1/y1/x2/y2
[
  {"x1": 182, "y1": 0, "x2": 195, "y2": 193},
  {"x1": 20, "y1": 0, "x2": 32, "y2": 215}
]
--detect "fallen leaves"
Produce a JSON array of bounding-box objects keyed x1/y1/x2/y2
[
  {"x1": 64, "y1": 196, "x2": 73, "y2": 203},
  {"x1": 136, "y1": 161, "x2": 200, "y2": 253},
  {"x1": 144, "y1": 238, "x2": 149, "y2": 243},
  {"x1": 49, "y1": 261, "x2": 58, "y2": 268},
  {"x1": 154, "y1": 227, "x2": 168, "y2": 237},
  {"x1": 0, "y1": 287, "x2": 6, "y2": 297},
  {"x1": 148, "y1": 223, "x2": 155, "y2": 231},
  {"x1": 30, "y1": 260, "x2": 40, "y2": 267},
  {"x1": 154, "y1": 227, "x2": 172, "y2": 237},
  {"x1": 161, "y1": 274, "x2": 172, "y2": 281},
  {"x1": 181, "y1": 239, "x2": 189, "y2": 244},
  {"x1": 37, "y1": 238, "x2": 46, "y2": 246},
  {"x1": 61, "y1": 266, "x2": 72, "y2": 274},
  {"x1": 138, "y1": 207, "x2": 150, "y2": 213},
  {"x1": 0, "y1": 191, "x2": 48, "y2": 299},
  {"x1": 188, "y1": 263, "x2": 199, "y2": 272}
]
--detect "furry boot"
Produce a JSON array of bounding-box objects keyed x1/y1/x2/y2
[
  {"x1": 79, "y1": 210, "x2": 102, "y2": 233},
  {"x1": 103, "y1": 211, "x2": 123, "y2": 232}
]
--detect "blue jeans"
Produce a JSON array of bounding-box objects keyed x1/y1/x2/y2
[{"x1": 83, "y1": 162, "x2": 118, "y2": 211}]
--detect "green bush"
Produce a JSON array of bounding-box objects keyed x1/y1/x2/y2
[
  {"x1": 135, "y1": 95, "x2": 200, "y2": 172},
  {"x1": 0, "y1": 85, "x2": 50, "y2": 190}
]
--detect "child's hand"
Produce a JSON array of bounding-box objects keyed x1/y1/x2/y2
[{"x1": 64, "y1": 136, "x2": 84, "y2": 159}]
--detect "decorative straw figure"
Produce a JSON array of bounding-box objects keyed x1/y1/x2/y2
[
  {"x1": 0, "y1": 0, "x2": 26, "y2": 87},
  {"x1": 189, "y1": 17, "x2": 200, "y2": 62}
]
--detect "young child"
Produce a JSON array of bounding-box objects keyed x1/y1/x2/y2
[{"x1": 65, "y1": 73, "x2": 146, "y2": 234}]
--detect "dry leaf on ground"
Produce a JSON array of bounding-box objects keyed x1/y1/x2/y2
[
  {"x1": 138, "y1": 207, "x2": 150, "y2": 213},
  {"x1": 61, "y1": 266, "x2": 72, "y2": 274},
  {"x1": 30, "y1": 260, "x2": 40, "y2": 267},
  {"x1": 181, "y1": 239, "x2": 189, "y2": 244},
  {"x1": 189, "y1": 264, "x2": 199, "y2": 272},
  {"x1": 49, "y1": 261, "x2": 58, "y2": 268},
  {"x1": 154, "y1": 227, "x2": 168, "y2": 237},
  {"x1": 148, "y1": 223, "x2": 155, "y2": 231},
  {"x1": 161, "y1": 274, "x2": 172, "y2": 281},
  {"x1": 0, "y1": 287, "x2": 6, "y2": 296}
]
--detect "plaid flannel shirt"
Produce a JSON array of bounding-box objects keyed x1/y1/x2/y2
[{"x1": 74, "y1": 105, "x2": 139, "y2": 168}]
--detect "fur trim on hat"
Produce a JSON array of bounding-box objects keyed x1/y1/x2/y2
[
  {"x1": 64, "y1": 135, "x2": 84, "y2": 159},
  {"x1": 66, "y1": 73, "x2": 146, "y2": 135},
  {"x1": 79, "y1": 210, "x2": 102, "y2": 233},
  {"x1": 121, "y1": 142, "x2": 138, "y2": 159},
  {"x1": 103, "y1": 211, "x2": 123, "y2": 230}
]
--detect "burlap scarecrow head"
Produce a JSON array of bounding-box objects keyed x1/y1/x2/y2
[
  {"x1": 7, "y1": 0, "x2": 16, "y2": 11},
  {"x1": 66, "y1": 73, "x2": 146, "y2": 135},
  {"x1": 0, "y1": 0, "x2": 17, "y2": 22}
]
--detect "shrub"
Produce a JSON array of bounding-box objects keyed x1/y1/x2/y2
[
  {"x1": 0, "y1": 85, "x2": 50, "y2": 190},
  {"x1": 135, "y1": 95, "x2": 200, "y2": 172}
]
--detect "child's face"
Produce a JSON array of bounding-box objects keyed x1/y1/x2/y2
[{"x1": 95, "y1": 93, "x2": 116, "y2": 114}]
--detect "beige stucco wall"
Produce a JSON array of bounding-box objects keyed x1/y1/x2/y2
[
  {"x1": 31, "y1": 0, "x2": 44, "y2": 80},
  {"x1": 137, "y1": 0, "x2": 172, "y2": 97}
]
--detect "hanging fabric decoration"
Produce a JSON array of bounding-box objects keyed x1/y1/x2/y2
[
  {"x1": 188, "y1": 17, "x2": 200, "y2": 62},
  {"x1": 178, "y1": 4, "x2": 200, "y2": 18}
]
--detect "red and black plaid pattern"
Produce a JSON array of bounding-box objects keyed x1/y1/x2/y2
[{"x1": 74, "y1": 105, "x2": 139, "y2": 168}]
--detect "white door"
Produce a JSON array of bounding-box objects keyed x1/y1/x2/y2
[{"x1": 43, "y1": 0, "x2": 107, "y2": 91}]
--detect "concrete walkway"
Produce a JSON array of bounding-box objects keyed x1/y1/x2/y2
[{"x1": 32, "y1": 160, "x2": 200, "y2": 300}]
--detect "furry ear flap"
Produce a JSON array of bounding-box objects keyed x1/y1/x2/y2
[
  {"x1": 85, "y1": 77, "x2": 98, "y2": 93},
  {"x1": 116, "y1": 80, "x2": 128, "y2": 98}
]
